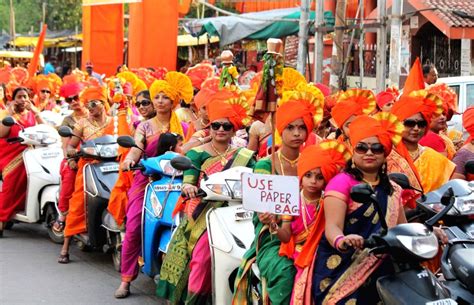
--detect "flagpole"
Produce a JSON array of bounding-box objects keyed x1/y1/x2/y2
[{"x1": 9, "y1": 0, "x2": 16, "y2": 48}]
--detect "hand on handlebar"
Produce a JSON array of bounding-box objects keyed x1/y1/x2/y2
[
  {"x1": 340, "y1": 234, "x2": 364, "y2": 250},
  {"x1": 121, "y1": 158, "x2": 136, "y2": 171},
  {"x1": 182, "y1": 184, "x2": 199, "y2": 199},
  {"x1": 67, "y1": 159, "x2": 78, "y2": 170},
  {"x1": 433, "y1": 227, "x2": 448, "y2": 245},
  {"x1": 66, "y1": 148, "x2": 77, "y2": 158}
]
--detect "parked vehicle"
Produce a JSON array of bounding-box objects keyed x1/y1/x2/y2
[
  {"x1": 170, "y1": 156, "x2": 255, "y2": 305},
  {"x1": 117, "y1": 135, "x2": 184, "y2": 277},
  {"x1": 1, "y1": 116, "x2": 63, "y2": 243}
]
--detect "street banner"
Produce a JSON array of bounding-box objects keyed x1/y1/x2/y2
[
  {"x1": 83, "y1": 0, "x2": 141, "y2": 6},
  {"x1": 242, "y1": 172, "x2": 300, "y2": 216}
]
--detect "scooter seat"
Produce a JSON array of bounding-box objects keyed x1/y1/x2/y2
[{"x1": 451, "y1": 248, "x2": 474, "y2": 293}]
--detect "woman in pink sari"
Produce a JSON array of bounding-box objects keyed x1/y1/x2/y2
[
  {"x1": 0, "y1": 87, "x2": 44, "y2": 236},
  {"x1": 278, "y1": 140, "x2": 350, "y2": 305}
]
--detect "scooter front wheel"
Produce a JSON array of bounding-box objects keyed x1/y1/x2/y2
[
  {"x1": 111, "y1": 232, "x2": 122, "y2": 272},
  {"x1": 45, "y1": 205, "x2": 64, "y2": 244}
]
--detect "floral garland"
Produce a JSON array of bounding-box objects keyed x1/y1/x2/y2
[
  {"x1": 261, "y1": 53, "x2": 284, "y2": 97},
  {"x1": 219, "y1": 65, "x2": 239, "y2": 89}
]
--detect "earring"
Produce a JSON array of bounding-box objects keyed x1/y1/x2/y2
[
  {"x1": 381, "y1": 163, "x2": 387, "y2": 175},
  {"x1": 351, "y1": 159, "x2": 356, "y2": 169}
]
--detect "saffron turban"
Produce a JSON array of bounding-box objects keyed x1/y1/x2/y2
[
  {"x1": 390, "y1": 90, "x2": 443, "y2": 127},
  {"x1": 331, "y1": 88, "x2": 376, "y2": 128},
  {"x1": 276, "y1": 100, "x2": 315, "y2": 141}
]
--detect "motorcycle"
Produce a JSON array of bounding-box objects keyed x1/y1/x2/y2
[
  {"x1": 116, "y1": 136, "x2": 183, "y2": 277},
  {"x1": 415, "y1": 175, "x2": 474, "y2": 305},
  {"x1": 58, "y1": 126, "x2": 120, "y2": 263},
  {"x1": 1, "y1": 116, "x2": 63, "y2": 243},
  {"x1": 170, "y1": 156, "x2": 255, "y2": 305},
  {"x1": 349, "y1": 175, "x2": 457, "y2": 305}
]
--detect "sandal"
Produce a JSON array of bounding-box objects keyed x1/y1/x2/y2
[
  {"x1": 52, "y1": 217, "x2": 66, "y2": 233},
  {"x1": 114, "y1": 286, "x2": 130, "y2": 299},
  {"x1": 58, "y1": 253, "x2": 70, "y2": 264}
]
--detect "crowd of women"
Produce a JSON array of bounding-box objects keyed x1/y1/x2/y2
[{"x1": 0, "y1": 54, "x2": 471, "y2": 305}]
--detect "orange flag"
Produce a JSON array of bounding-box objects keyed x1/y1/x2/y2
[
  {"x1": 403, "y1": 57, "x2": 425, "y2": 96},
  {"x1": 28, "y1": 24, "x2": 47, "y2": 81}
]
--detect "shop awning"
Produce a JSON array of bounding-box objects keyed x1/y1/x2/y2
[
  {"x1": 10, "y1": 34, "x2": 83, "y2": 48},
  {"x1": 186, "y1": 8, "x2": 315, "y2": 47},
  {"x1": 177, "y1": 34, "x2": 219, "y2": 47}
]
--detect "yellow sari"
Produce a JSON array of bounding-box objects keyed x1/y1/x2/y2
[{"x1": 414, "y1": 146, "x2": 455, "y2": 193}]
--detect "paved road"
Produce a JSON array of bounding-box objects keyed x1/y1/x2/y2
[{"x1": 0, "y1": 223, "x2": 165, "y2": 305}]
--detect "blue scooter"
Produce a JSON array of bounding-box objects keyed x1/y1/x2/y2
[{"x1": 117, "y1": 136, "x2": 183, "y2": 278}]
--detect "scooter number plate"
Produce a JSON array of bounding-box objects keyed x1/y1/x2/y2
[
  {"x1": 153, "y1": 184, "x2": 182, "y2": 192},
  {"x1": 100, "y1": 164, "x2": 119, "y2": 173},
  {"x1": 426, "y1": 299, "x2": 457, "y2": 305}
]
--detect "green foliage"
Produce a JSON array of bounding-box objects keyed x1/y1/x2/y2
[
  {"x1": 185, "y1": 2, "x2": 238, "y2": 19},
  {"x1": 0, "y1": 0, "x2": 82, "y2": 34}
]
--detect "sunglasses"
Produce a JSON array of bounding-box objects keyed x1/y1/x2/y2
[
  {"x1": 87, "y1": 101, "x2": 103, "y2": 109},
  {"x1": 210, "y1": 122, "x2": 233, "y2": 131},
  {"x1": 65, "y1": 95, "x2": 79, "y2": 104},
  {"x1": 403, "y1": 119, "x2": 427, "y2": 128},
  {"x1": 41, "y1": 89, "x2": 51, "y2": 94},
  {"x1": 135, "y1": 100, "x2": 152, "y2": 108},
  {"x1": 354, "y1": 142, "x2": 385, "y2": 155}
]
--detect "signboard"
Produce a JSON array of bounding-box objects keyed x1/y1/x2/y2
[{"x1": 242, "y1": 173, "x2": 300, "y2": 216}]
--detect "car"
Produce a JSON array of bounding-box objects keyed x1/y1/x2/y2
[{"x1": 437, "y1": 76, "x2": 474, "y2": 137}]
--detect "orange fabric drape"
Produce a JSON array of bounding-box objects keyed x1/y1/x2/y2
[
  {"x1": 128, "y1": 0, "x2": 178, "y2": 71},
  {"x1": 82, "y1": 4, "x2": 124, "y2": 76}
]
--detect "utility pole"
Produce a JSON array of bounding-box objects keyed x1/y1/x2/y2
[
  {"x1": 389, "y1": 0, "x2": 403, "y2": 87},
  {"x1": 375, "y1": 0, "x2": 387, "y2": 92},
  {"x1": 358, "y1": 0, "x2": 364, "y2": 88},
  {"x1": 330, "y1": 0, "x2": 346, "y2": 90},
  {"x1": 314, "y1": 0, "x2": 324, "y2": 83},
  {"x1": 297, "y1": 0, "x2": 310, "y2": 75},
  {"x1": 9, "y1": 0, "x2": 16, "y2": 47}
]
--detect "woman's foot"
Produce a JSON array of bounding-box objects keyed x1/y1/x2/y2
[
  {"x1": 114, "y1": 282, "x2": 130, "y2": 299},
  {"x1": 57, "y1": 251, "x2": 70, "y2": 264}
]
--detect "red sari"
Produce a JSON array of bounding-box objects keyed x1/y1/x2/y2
[{"x1": 0, "y1": 111, "x2": 36, "y2": 221}]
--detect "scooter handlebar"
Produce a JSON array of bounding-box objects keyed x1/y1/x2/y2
[{"x1": 124, "y1": 164, "x2": 145, "y2": 172}]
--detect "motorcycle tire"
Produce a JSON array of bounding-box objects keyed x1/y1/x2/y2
[
  {"x1": 76, "y1": 240, "x2": 92, "y2": 252},
  {"x1": 111, "y1": 233, "x2": 122, "y2": 273},
  {"x1": 45, "y1": 205, "x2": 64, "y2": 244}
]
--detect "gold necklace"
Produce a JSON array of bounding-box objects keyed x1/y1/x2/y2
[
  {"x1": 300, "y1": 190, "x2": 320, "y2": 231},
  {"x1": 362, "y1": 176, "x2": 380, "y2": 188},
  {"x1": 211, "y1": 142, "x2": 231, "y2": 166},
  {"x1": 278, "y1": 150, "x2": 299, "y2": 168},
  {"x1": 154, "y1": 116, "x2": 170, "y2": 133},
  {"x1": 408, "y1": 146, "x2": 420, "y2": 160}
]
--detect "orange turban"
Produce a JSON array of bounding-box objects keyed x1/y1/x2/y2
[
  {"x1": 376, "y1": 91, "x2": 396, "y2": 109},
  {"x1": 349, "y1": 113, "x2": 403, "y2": 156},
  {"x1": 149, "y1": 71, "x2": 193, "y2": 107},
  {"x1": 207, "y1": 100, "x2": 244, "y2": 130},
  {"x1": 80, "y1": 86, "x2": 109, "y2": 111},
  {"x1": 390, "y1": 90, "x2": 443, "y2": 127},
  {"x1": 463, "y1": 106, "x2": 474, "y2": 142},
  {"x1": 297, "y1": 140, "x2": 350, "y2": 182},
  {"x1": 36, "y1": 79, "x2": 53, "y2": 93},
  {"x1": 331, "y1": 88, "x2": 376, "y2": 128},
  {"x1": 276, "y1": 100, "x2": 315, "y2": 140},
  {"x1": 195, "y1": 88, "x2": 237, "y2": 110}
]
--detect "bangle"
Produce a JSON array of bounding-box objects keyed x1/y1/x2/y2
[
  {"x1": 333, "y1": 235, "x2": 345, "y2": 250},
  {"x1": 269, "y1": 221, "x2": 279, "y2": 234}
]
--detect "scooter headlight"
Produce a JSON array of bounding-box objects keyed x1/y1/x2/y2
[
  {"x1": 206, "y1": 184, "x2": 230, "y2": 197},
  {"x1": 82, "y1": 147, "x2": 98, "y2": 156},
  {"x1": 396, "y1": 234, "x2": 438, "y2": 259},
  {"x1": 226, "y1": 179, "x2": 243, "y2": 199},
  {"x1": 98, "y1": 143, "x2": 118, "y2": 158}
]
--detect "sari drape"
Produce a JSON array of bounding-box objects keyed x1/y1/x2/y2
[
  {"x1": 414, "y1": 146, "x2": 455, "y2": 193},
  {"x1": 0, "y1": 111, "x2": 36, "y2": 221}
]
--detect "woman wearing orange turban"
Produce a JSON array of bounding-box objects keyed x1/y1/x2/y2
[
  {"x1": 157, "y1": 98, "x2": 255, "y2": 305},
  {"x1": 451, "y1": 106, "x2": 474, "y2": 180},
  {"x1": 312, "y1": 113, "x2": 407, "y2": 305},
  {"x1": 278, "y1": 141, "x2": 350, "y2": 305},
  {"x1": 233, "y1": 93, "x2": 321, "y2": 305},
  {"x1": 330, "y1": 89, "x2": 376, "y2": 151},
  {"x1": 58, "y1": 85, "x2": 123, "y2": 264},
  {"x1": 389, "y1": 90, "x2": 455, "y2": 197},
  {"x1": 33, "y1": 74, "x2": 61, "y2": 112}
]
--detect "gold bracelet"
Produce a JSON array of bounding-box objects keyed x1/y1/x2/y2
[{"x1": 269, "y1": 222, "x2": 279, "y2": 235}]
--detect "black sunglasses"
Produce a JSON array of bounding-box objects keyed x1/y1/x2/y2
[
  {"x1": 210, "y1": 122, "x2": 233, "y2": 131},
  {"x1": 403, "y1": 119, "x2": 427, "y2": 128},
  {"x1": 87, "y1": 101, "x2": 102, "y2": 109},
  {"x1": 354, "y1": 142, "x2": 385, "y2": 155},
  {"x1": 135, "y1": 100, "x2": 152, "y2": 108},
  {"x1": 65, "y1": 95, "x2": 79, "y2": 104},
  {"x1": 41, "y1": 89, "x2": 51, "y2": 94}
]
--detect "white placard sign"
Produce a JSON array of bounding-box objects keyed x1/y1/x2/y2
[{"x1": 242, "y1": 172, "x2": 300, "y2": 216}]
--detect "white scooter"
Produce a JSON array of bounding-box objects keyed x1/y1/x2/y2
[
  {"x1": 1, "y1": 116, "x2": 64, "y2": 243},
  {"x1": 171, "y1": 156, "x2": 255, "y2": 305}
]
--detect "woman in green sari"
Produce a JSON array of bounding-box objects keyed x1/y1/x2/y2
[
  {"x1": 233, "y1": 93, "x2": 320, "y2": 305},
  {"x1": 157, "y1": 97, "x2": 255, "y2": 305}
]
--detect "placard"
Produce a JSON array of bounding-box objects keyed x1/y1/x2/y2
[{"x1": 242, "y1": 173, "x2": 300, "y2": 216}]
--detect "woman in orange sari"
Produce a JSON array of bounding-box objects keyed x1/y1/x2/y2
[
  {"x1": 278, "y1": 140, "x2": 350, "y2": 305},
  {"x1": 0, "y1": 87, "x2": 44, "y2": 236}
]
